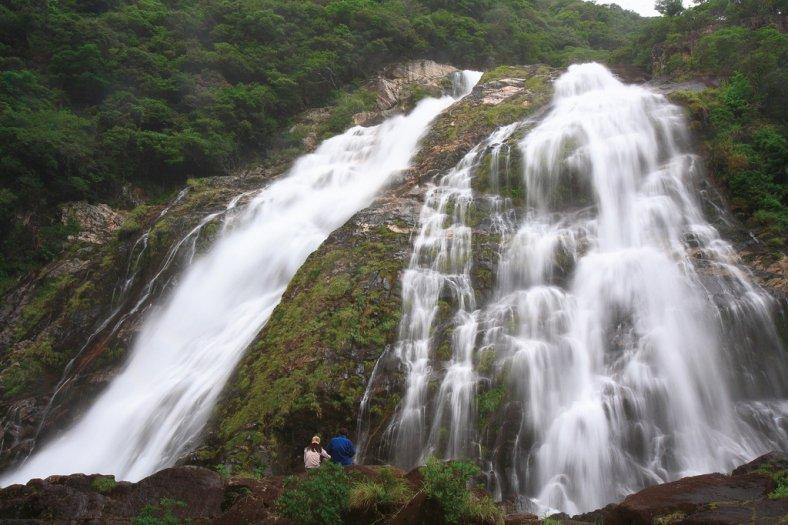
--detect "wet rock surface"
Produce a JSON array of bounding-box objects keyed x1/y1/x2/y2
[
  {"x1": 575, "y1": 452, "x2": 788, "y2": 525},
  {"x1": 201, "y1": 64, "x2": 558, "y2": 475}
]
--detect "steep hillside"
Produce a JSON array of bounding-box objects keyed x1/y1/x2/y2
[
  {"x1": 0, "y1": 61, "x2": 467, "y2": 473},
  {"x1": 198, "y1": 65, "x2": 559, "y2": 475},
  {"x1": 0, "y1": 0, "x2": 642, "y2": 292}
]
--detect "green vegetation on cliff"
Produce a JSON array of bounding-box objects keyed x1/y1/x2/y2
[
  {"x1": 0, "y1": 0, "x2": 642, "y2": 285},
  {"x1": 213, "y1": 222, "x2": 410, "y2": 473},
  {"x1": 203, "y1": 65, "x2": 557, "y2": 476},
  {"x1": 671, "y1": 76, "x2": 786, "y2": 247},
  {"x1": 619, "y1": 0, "x2": 786, "y2": 245}
]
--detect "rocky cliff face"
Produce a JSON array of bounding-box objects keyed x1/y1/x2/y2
[
  {"x1": 0, "y1": 60, "x2": 475, "y2": 474},
  {"x1": 0, "y1": 60, "x2": 783, "y2": 491},
  {"x1": 196, "y1": 65, "x2": 560, "y2": 475},
  {"x1": 0, "y1": 172, "x2": 269, "y2": 471}
]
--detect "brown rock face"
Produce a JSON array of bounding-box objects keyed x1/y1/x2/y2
[
  {"x1": 575, "y1": 452, "x2": 788, "y2": 525},
  {"x1": 0, "y1": 466, "x2": 224, "y2": 522},
  {"x1": 60, "y1": 201, "x2": 125, "y2": 245},
  {"x1": 210, "y1": 476, "x2": 290, "y2": 525}
]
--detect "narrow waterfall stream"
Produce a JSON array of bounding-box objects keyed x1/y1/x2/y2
[
  {"x1": 384, "y1": 124, "x2": 520, "y2": 467},
  {"x1": 0, "y1": 71, "x2": 482, "y2": 486},
  {"x1": 367, "y1": 63, "x2": 786, "y2": 515}
]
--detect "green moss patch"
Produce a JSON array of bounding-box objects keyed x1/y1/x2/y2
[
  {"x1": 480, "y1": 65, "x2": 551, "y2": 84},
  {"x1": 213, "y1": 221, "x2": 410, "y2": 473},
  {"x1": 12, "y1": 274, "x2": 74, "y2": 342},
  {"x1": 669, "y1": 79, "x2": 786, "y2": 251},
  {"x1": 91, "y1": 475, "x2": 117, "y2": 494}
]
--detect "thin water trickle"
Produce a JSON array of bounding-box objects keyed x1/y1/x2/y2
[
  {"x1": 1, "y1": 71, "x2": 482, "y2": 486},
  {"x1": 362, "y1": 123, "x2": 520, "y2": 468}
]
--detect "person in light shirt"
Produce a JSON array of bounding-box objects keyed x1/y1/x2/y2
[{"x1": 303, "y1": 435, "x2": 331, "y2": 469}]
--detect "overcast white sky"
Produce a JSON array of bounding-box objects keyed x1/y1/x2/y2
[{"x1": 596, "y1": 0, "x2": 688, "y2": 17}]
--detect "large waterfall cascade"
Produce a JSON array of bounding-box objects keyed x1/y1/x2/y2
[
  {"x1": 0, "y1": 70, "x2": 483, "y2": 486},
  {"x1": 365, "y1": 63, "x2": 786, "y2": 514},
  {"x1": 378, "y1": 123, "x2": 520, "y2": 468}
]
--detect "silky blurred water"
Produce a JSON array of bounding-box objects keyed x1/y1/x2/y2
[
  {"x1": 376, "y1": 63, "x2": 786, "y2": 514},
  {"x1": 0, "y1": 71, "x2": 482, "y2": 486}
]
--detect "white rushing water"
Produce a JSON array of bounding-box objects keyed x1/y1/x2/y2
[
  {"x1": 383, "y1": 124, "x2": 519, "y2": 467},
  {"x1": 372, "y1": 63, "x2": 786, "y2": 514},
  {"x1": 1, "y1": 70, "x2": 482, "y2": 485}
]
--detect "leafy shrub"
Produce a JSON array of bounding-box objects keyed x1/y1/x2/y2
[
  {"x1": 348, "y1": 465, "x2": 413, "y2": 513},
  {"x1": 768, "y1": 469, "x2": 788, "y2": 499},
  {"x1": 132, "y1": 498, "x2": 186, "y2": 525},
  {"x1": 324, "y1": 89, "x2": 378, "y2": 135},
  {"x1": 420, "y1": 457, "x2": 480, "y2": 524},
  {"x1": 276, "y1": 462, "x2": 350, "y2": 525},
  {"x1": 214, "y1": 463, "x2": 232, "y2": 478}
]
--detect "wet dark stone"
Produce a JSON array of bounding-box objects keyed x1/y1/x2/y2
[
  {"x1": 574, "y1": 452, "x2": 788, "y2": 525},
  {"x1": 0, "y1": 466, "x2": 224, "y2": 522}
]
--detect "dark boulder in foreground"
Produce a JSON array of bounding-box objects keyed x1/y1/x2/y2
[
  {"x1": 0, "y1": 465, "x2": 225, "y2": 523},
  {"x1": 575, "y1": 451, "x2": 788, "y2": 524},
  {"x1": 0, "y1": 453, "x2": 784, "y2": 523}
]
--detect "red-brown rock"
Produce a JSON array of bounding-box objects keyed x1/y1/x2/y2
[{"x1": 575, "y1": 452, "x2": 788, "y2": 525}]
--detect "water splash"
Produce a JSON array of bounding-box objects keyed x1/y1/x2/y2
[
  {"x1": 496, "y1": 63, "x2": 785, "y2": 513},
  {"x1": 1, "y1": 71, "x2": 482, "y2": 485},
  {"x1": 392, "y1": 124, "x2": 520, "y2": 468},
  {"x1": 371, "y1": 63, "x2": 786, "y2": 514}
]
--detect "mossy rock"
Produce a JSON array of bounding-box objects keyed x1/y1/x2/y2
[
  {"x1": 208, "y1": 209, "x2": 415, "y2": 474},
  {"x1": 202, "y1": 65, "x2": 560, "y2": 473},
  {"x1": 480, "y1": 65, "x2": 552, "y2": 84}
]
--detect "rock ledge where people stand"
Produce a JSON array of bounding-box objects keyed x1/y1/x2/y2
[{"x1": 0, "y1": 453, "x2": 783, "y2": 524}]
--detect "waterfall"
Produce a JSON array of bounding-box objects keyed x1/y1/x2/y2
[
  {"x1": 1, "y1": 70, "x2": 482, "y2": 486},
  {"x1": 382, "y1": 124, "x2": 519, "y2": 467},
  {"x1": 374, "y1": 63, "x2": 786, "y2": 514}
]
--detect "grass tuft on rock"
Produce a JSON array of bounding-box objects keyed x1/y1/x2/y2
[
  {"x1": 348, "y1": 466, "x2": 412, "y2": 513},
  {"x1": 91, "y1": 475, "x2": 117, "y2": 494}
]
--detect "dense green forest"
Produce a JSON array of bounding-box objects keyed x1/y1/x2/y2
[
  {"x1": 617, "y1": 0, "x2": 786, "y2": 246},
  {"x1": 0, "y1": 0, "x2": 642, "y2": 287},
  {"x1": 0, "y1": 0, "x2": 785, "y2": 289}
]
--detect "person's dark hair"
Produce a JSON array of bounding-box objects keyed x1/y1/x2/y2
[{"x1": 339, "y1": 428, "x2": 349, "y2": 436}]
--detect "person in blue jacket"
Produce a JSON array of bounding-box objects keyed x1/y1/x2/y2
[{"x1": 325, "y1": 428, "x2": 355, "y2": 466}]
